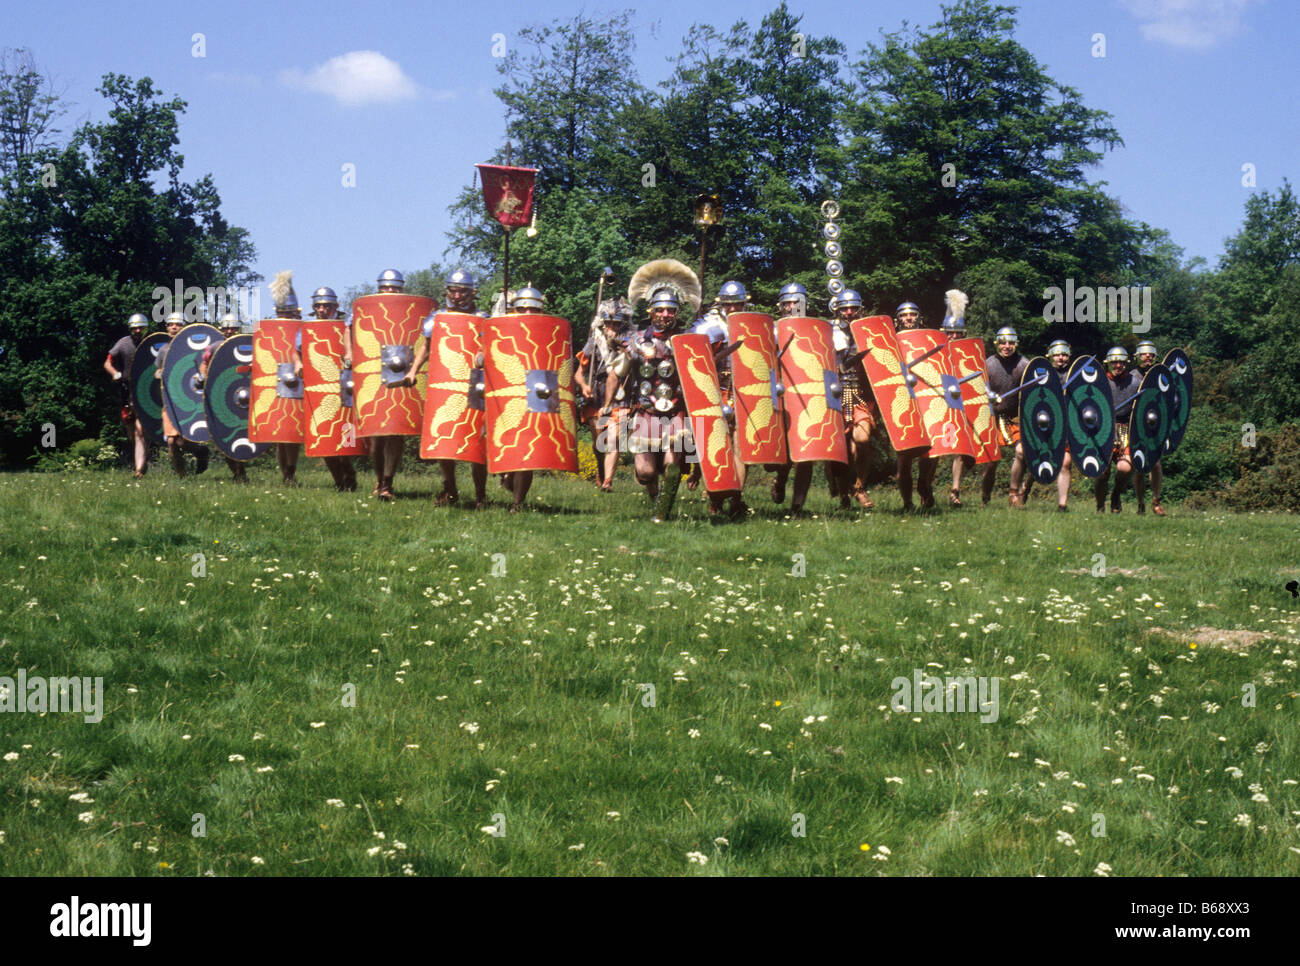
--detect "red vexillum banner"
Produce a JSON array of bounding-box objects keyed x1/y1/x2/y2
[{"x1": 475, "y1": 164, "x2": 539, "y2": 230}]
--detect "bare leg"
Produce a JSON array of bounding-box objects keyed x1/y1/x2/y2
[
  {"x1": 510, "y1": 470, "x2": 532, "y2": 511},
  {"x1": 167, "y1": 436, "x2": 186, "y2": 477},
  {"x1": 1056, "y1": 452, "x2": 1071, "y2": 509},
  {"x1": 898, "y1": 452, "x2": 915, "y2": 510},
  {"x1": 790, "y1": 462, "x2": 814, "y2": 514},
  {"x1": 981, "y1": 461, "x2": 997, "y2": 506},
  {"x1": 918, "y1": 456, "x2": 937, "y2": 509},
  {"x1": 1009, "y1": 442, "x2": 1025, "y2": 503},
  {"x1": 436, "y1": 459, "x2": 460, "y2": 504},
  {"x1": 277, "y1": 443, "x2": 299, "y2": 485},
  {"x1": 132, "y1": 419, "x2": 148, "y2": 476}
]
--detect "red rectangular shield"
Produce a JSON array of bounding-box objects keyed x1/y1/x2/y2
[
  {"x1": 851, "y1": 315, "x2": 928, "y2": 452},
  {"x1": 482, "y1": 314, "x2": 578, "y2": 473},
  {"x1": 420, "y1": 312, "x2": 486, "y2": 464},
  {"x1": 302, "y1": 322, "x2": 366, "y2": 458},
  {"x1": 671, "y1": 333, "x2": 742, "y2": 493},
  {"x1": 947, "y1": 336, "x2": 1000, "y2": 464},
  {"x1": 352, "y1": 293, "x2": 434, "y2": 436},
  {"x1": 727, "y1": 312, "x2": 787, "y2": 464},
  {"x1": 895, "y1": 330, "x2": 976, "y2": 459},
  {"x1": 776, "y1": 317, "x2": 848, "y2": 464},
  {"x1": 250, "y1": 319, "x2": 305, "y2": 444}
]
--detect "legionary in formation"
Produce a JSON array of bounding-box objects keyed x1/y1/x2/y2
[
  {"x1": 764, "y1": 283, "x2": 804, "y2": 509},
  {"x1": 893, "y1": 301, "x2": 939, "y2": 511},
  {"x1": 688, "y1": 280, "x2": 748, "y2": 519},
  {"x1": 940, "y1": 298, "x2": 973, "y2": 507},
  {"x1": 981, "y1": 325, "x2": 1028, "y2": 507},
  {"x1": 1132, "y1": 340, "x2": 1167, "y2": 516},
  {"x1": 407, "y1": 268, "x2": 487, "y2": 508},
  {"x1": 104, "y1": 313, "x2": 151, "y2": 478},
  {"x1": 154, "y1": 311, "x2": 210, "y2": 478},
  {"x1": 1096, "y1": 346, "x2": 1141, "y2": 513},
  {"x1": 267, "y1": 274, "x2": 304, "y2": 486},
  {"x1": 499, "y1": 285, "x2": 548, "y2": 512},
  {"x1": 308, "y1": 286, "x2": 359, "y2": 492},
  {"x1": 829, "y1": 288, "x2": 876, "y2": 510},
  {"x1": 198, "y1": 312, "x2": 250, "y2": 483},
  {"x1": 577, "y1": 298, "x2": 633, "y2": 492},
  {"x1": 363, "y1": 268, "x2": 414, "y2": 501},
  {"x1": 1047, "y1": 339, "x2": 1074, "y2": 511}
]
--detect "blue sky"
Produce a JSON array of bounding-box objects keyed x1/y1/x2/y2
[{"x1": 9, "y1": 0, "x2": 1297, "y2": 307}]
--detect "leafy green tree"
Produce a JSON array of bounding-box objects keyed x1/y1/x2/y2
[
  {"x1": 840, "y1": 0, "x2": 1159, "y2": 338},
  {"x1": 1210, "y1": 180, "x2": 1300, "y2": 355},
  {"x1": 0, "y1": 73, "x2": 257, "y2": 466}
]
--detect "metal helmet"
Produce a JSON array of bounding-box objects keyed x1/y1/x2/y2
[
  {"x1": 127, "y1": 312, "x2": 149, "y2": 329},
  {"x1": 446, "y1": 269, "x2": 477, "y2": 291},
  {"x1": 648, "y1": 287, "x2": 679, "y2": 312},
  {"x1": 312, "y1": 286, "x2": 338, "y2": 307},
  {"x1": 1135, "y1": 340, "x2": 1157, "y2": 358},
  {"x1": 778, "y1": 282, "x2": 807, "y2": 303},
  {"x1": 895, "y1": 301, "x2": 920, "y2": 317},
  {"x1": 837, "y1": 289, "x2": 863, "y2": 310},
  {"x1": 941, "y1": 315, "x2": 967, "y2": 335},
  {"x1": 994, "y1": 326, "x2": 1019, "y2": 346},
  {"x1": 1105, "y1": 346, "x2": 1129, "y2": 365},
  {"x1": 219, "y1": 311, "x2": 240, "y2": 331},
  {"x1": 1047, "y1": 339, "x2": 1071, "y2": 356},
  {"x1": 513, "y1": 286, "x2": 545, "y2": 310},
  {"x1": 377, "y1": 269, "x2": 405, "y2": 291},
  {"x1": 717, "y1": 280, "x2": 748, "y2": 305},
  {"x1": 165, "y1": 311, "x2": 185, "y2": 327}
]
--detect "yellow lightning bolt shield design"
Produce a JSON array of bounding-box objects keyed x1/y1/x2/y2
[
  {"x1": 852, "y1": 316, "x2": 928, "y2": 452},
  {"x1": 482, "y1": 316, "x2": 577, "y2": 473},
  {"x1": 777, "y1": 319, "x2": 845, "y2": 464},
  {"x1": 352, "y1": 294, "x2": 432, "y2": 437},
  {"x1": 727, "y1": 312, "x2": 785, "y2": 463},
  {"x1": 671, "y1": 334, "x2": 739, "y2": 492},
  {"x1": 420, "y1": 313, "x2": 485, "y2": 463}
]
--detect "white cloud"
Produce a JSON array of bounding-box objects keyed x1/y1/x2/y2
[
  {"x1": 280, "y1": 50, "x2": 420, "y2": 107},
  {"x1": 1121, "y1": 0, "x2": 1258, "y2": 50}
]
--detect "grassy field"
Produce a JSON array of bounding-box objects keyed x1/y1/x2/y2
[{"x1": 1, "y1": 459, "x2": 1297, "y2": 876}]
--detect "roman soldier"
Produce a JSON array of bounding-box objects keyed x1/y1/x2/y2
[
  {"x1": 358, "y1": 268, "x2": 417, "y2": 501},
  {"x1": 685, "y1": 280, "x2": 747, "y2": 519},
  {"x1": 981, "y1": 325, "x2": 1028, "y2": 507},
  {"x1": 266, "y1": 271, "x2": 303, "y2": 486},
  {"x1": 309, "y1": 286, "x2": 358, "y2": 491},
  {"x1": 1132, "y1": 339, "x2": 1167, "y2": 516},
  {"x1": 831, "y1": 288, "x2": 876, "y2": 509},
  {"x1": 406, "y1": 269, "x2": 486, "y2": 508},
  {"x1": 196, "y1": 311, "x2": 250, "y2": 483},
  {"x1": 577, "y1": 297, "x2": 632, "y2": 492},
  {"x1": 500, "y1": 285, "x2": 548, "y2": 512},
  {"x1": 941, "y1": 293, "x2": 971, "y2": 506},
  {"x1": 1095, "y1": 346, "x2": 1141, "y2": 512},
  {"x1": 1047, "y1": 339, "x2": 1074, "y2": 510},
  {"x1": 104, "y1": 312, "x2": 151, "y2": 477},
  {"x1": 154, "y1": 311, "x2": 210, "y2": 478},
  {"x1": 894, "y1": 301, "x2": 939, "y2": 510},
  {"x1": 765, "y1": 282, "x2": 805, "y2": 507},
  {"x1": 621, "y1": 259, "x2": 701, "y2": 522}
]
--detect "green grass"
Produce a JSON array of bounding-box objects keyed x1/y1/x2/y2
[{"x1": 1, "y1": 460, "x2": 1297, "y2": 876}]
